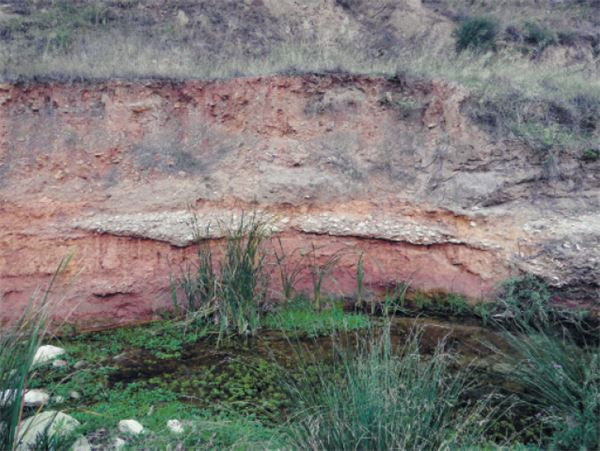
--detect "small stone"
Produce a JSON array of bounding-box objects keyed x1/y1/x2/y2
[
  {"x1": 24, "y1": 389, "x2": 50, "y2": 407},
  {"x1": 52, "y1": 395, "x2": 65, "y2": 404},
  {"x1": 33, "y1": 345, "x2": 65, "y2": 365},
  {"x1": 176, "y1": 9, "x2": 190, "y2": 26},
  {"x1": 118, "y1": 419, "x2": 144, "y2": 435},
  {"x1": 73, "y1": 360, "x2": 86, "y2": 370},
  {"x1": 113, "y1": 437, "x2": 127, "y2": 450},
  {"x1": 0, "y1": 389, "x2": 15, "y2": 406},
  {"x1": 69, "y1": 391, "x2": 81, "y2": 400},
  {"x1": 71, "y1": 436, "x2": 92, "y2": 451},
  {"x1": 167, "y1": 419, "x2": 184, "y2": 434},
  {"x1": 52, "y1": 359, "x2": 68, "y2": 369}
]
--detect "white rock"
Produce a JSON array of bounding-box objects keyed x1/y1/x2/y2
[
  {"x1": 52, "y1": 359, "x2": 68, "y2": 369},
  {"x1": 167, "y1": 419, "x2": 184, "y2": 434},
  {"x1": 176, "y1": 9, "x2": 190, "y2": 26},
  {"x1": 33, "y1": 345, "x2": 65, "y2": 365},
  {"x1": 118, "y1": 419, "x2": 144, "y2": 435},
  {"x1": 71, "y1": 435, "x2": 92, "y2": 451},
  {"x1": 24, "y1": 389, "x2": 50, "y2": 407},
  {"x1": 73, "y1": 360, "x2": 86, "y2": 369},
  {"x1": 52, "y1": 395, "x2": 65, "y2": 404},
  {"x1": 0, "y1": 389, "x2": 16, "y2": 406},
  {"x1": 17, "y1": 411, "x2": 80, "y2": 451},
  {"x1": 69, "y1": 390, "x2": 81, "y2": 400},
  {"x1": 113, "y1": 437, "x2": 127, "y2": 449}
]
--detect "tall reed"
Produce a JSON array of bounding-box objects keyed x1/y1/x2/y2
[
  {"x1": 307, "y1": 244, "x2": 342, "y2": 312},
  {"x1": 273, "y1": 238, "x2": 305, "y2": 303},
  {"x1": 172, "y1": 213, "x2": 269, "y2": 339}
]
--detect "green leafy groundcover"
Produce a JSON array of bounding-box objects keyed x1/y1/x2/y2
[{"x1": 264, "y1": 298, "x2": 370, "y2": 337}]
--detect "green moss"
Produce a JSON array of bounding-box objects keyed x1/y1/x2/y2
[
  {"x1": 159, "y1": 356, "x2": 291, "y2": 424},
  {"x1": 264, "y1": 298, "x2": 369, "y2": 337},
  {"x1": 53, "y1": 320, "x2": 210, "y2": 362}
]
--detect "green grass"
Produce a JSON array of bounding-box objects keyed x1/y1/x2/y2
[
  {"x1": 455, "y1": 17, "x2": 499, "y2": 52},
  {"x1": 264, "y1": 297, "x2": 369, "y2": 337},
  {"x1": 522, "y1": 21, "x2": 556, "y2": 50},
  {"x1": 492, "y1": 275, "x2": 594, "y2": 331},
  {"x1": 499, "y1": 324, "x2": 600, "y2": 449},
  {"x1": 283, "y1": 324, "x2": 494, "y2": 450},
  {"x1": 126, "y1": 411, "x2": 283, "y2": 450}
]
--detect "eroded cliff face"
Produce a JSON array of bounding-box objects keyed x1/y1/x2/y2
[{"x1": 1, "y1": 75, "x2": 598, "y2": 327}]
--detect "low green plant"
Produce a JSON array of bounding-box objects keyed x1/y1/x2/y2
[
  {"x1": 125, "y1": 411, "x2": 284, "y2": 450},
  {"x1": 499, "y1": 324, "x2": 599, "y2": 449},
  {"x1": 473, "y1": 302, "x2": 493, "y2": 325},
  {"x1": 264, "y1": 297, "x2": 369, "y2": 337},
  {"x1": 523, "y1": 21, "x2": 556, "y2": 50},
  {"x1": 496, "y1": 275, "x2": 553, "y2": 325},
  {"x1": 455, "y1": 17, "x2": 499, "y2": 52},
  {"x1": 581, "y1": 147, "x2": 600, "y2": 162},
  {"x1": 284, "y1": 324, "x2": 494, "y2": 449},
  {"x1": 445, "y1": 293, "x2": 470, "y2": 315}
]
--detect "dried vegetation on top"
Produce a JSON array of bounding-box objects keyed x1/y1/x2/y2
[{"x1": 0, "y1": 0, "x2": 599, "y2": 156}]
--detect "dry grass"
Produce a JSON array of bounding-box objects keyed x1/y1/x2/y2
[{"x1": 0, "y1": 0, "x2": 598, "y2": 154}]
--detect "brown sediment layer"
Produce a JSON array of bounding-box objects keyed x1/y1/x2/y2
[{"x1": 1, "y1": 75, "x2": 598, "y2": 327}]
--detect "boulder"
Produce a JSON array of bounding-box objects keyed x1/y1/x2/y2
[{"x1": 17, "y1": 411, "x2": 80, "y2": 451}]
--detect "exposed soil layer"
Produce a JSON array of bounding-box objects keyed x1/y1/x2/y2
[{"x1": 1, "y1": 75, "x2": 598, "y2": 327}]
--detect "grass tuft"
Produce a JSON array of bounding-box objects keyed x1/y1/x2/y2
[
  {"x1": 455, "y1": 17, "x2": 499, "y2": 52},
  {"x1": 284, "y1": 324, "x2": 494, "y2": 450},
  {"x1": 499, "y1": 322, "x2": 600, "y2": 449},
  {"x1": 171, "y1": 213, "x2": 269, "y2": 341}
]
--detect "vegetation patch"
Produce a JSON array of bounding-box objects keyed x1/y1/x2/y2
[
  {"x1": 454, "y1": 17, "x2": 499, "y2": 52},
  {"x1": 171, "y1": 214, "x2": 269, "y2": 341},
  {"x1": 284, "y1": 325, "x2": 495, "y2": 449},
  {"x1": 264, "y1": 297, "x2": 370, "y2": 337},
  {"x1": 497, "y1": 321, "x2": 600, "y2": 449}
]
